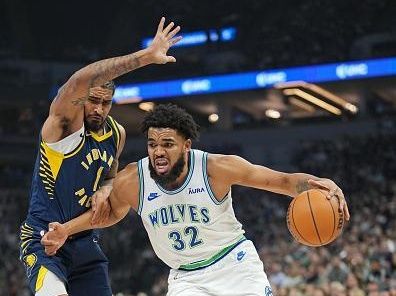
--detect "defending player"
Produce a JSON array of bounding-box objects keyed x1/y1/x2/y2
[{"x1": 20, "y1": 19, "x2": 182, "y2": 296}]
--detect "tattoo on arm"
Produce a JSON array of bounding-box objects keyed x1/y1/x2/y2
[
  {"x1": 91, "y1": 53, "x2": 141, "y2": 87},
  {"x1": 71, "y1": 97, "x2": 88, "y2": 106},
  {"x1": 296, "y1": 180, "x2": 310, "y2": 194}
]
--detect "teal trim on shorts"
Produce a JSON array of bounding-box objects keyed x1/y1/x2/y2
[
  {"x1": 137, "y1": 160, "x2": 145, "y2": 215},
  {"x1": 178, "y1": 235, "x2": 246, "y2": 271},
  {"x1": 156, "y1": 150, "x2": 195, "y2": 195},
  {"x1": 202, "y1": 152, "x2": 229, "y2": 205}
]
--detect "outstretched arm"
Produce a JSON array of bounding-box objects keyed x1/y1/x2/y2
[
  {"x1": 42, "y1": 17, "x2": 182, "y2": 142},
  {"x1": 208, "y1": 154, "x2": 350, "y2": 220},
  {"x1": 41, "y1": 163, "x2": 140, "y2": 255}
]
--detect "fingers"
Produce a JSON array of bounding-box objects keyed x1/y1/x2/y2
[
  {"x1": 167, "y1": 25, "x2": 180, "y2": 40},
  {"x1": 96, "y1": 201, "x2": 106, "y2": 225},
  {"x1": 163, "y1": 21, "x2": 175, "y2": 35},
  {"x1": 92, "y1": 198, "x2": 105, "y2": 224},
  {"x1": 156, "y1": 17, "x2": 165, "y2": 34},
  {"x1": 100, "y1": 205, "x2": 111, "y2": 225},
  {"x1": 308, "y1": 179, "x2": 332, "y2": 199},
  {"x1": 92, "y1": 195, "x2": 97, "y2": 213},
  {"x1": 41, "y1": 235, "x2": 60, "y2": 256},
  {"x1": 48, "y1": 222, "x2": 60, "y2": 231},
  {"x1": 91, "y1": 206, "x2": 100, "y2": 225},
  {"x1": 335, "y1": 192, "x2": 350, "y2": 221},
  {"x1": 170, "y1": 36, "x2": 183, "y2": 46},
  {"x1": 344, "y1": 203, "x2": 350, "y2": 221},
  {"x1": 44, "y1": 244, "x2": 59, "y2": 256},
  {"x1": 167, "y1": 56, "x2": 176, "y2": 63},
  {"x1": 308, "y1": 179, "x2": 330, "y2": 191}
]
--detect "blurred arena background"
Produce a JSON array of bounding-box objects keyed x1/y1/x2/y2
[{"x1": 1, "y1": 0, "x2": 396, "y2": 295}]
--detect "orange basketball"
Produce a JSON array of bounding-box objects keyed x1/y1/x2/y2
[{"x1": 287, "y1": 189, "x2": 344, "y2": 247}]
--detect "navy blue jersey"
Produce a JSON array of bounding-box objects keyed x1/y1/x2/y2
[{"x1": 26, "y1": 116, "x2": 121, "y2": 225}]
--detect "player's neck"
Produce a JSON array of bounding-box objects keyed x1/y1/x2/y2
[{"x1": 91, "y1": 124, "x2": 106, "y2": 136}]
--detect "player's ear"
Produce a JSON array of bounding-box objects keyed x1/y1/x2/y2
[{"x1": 184, "y1": 139, "x2": 192, "y2": 152}]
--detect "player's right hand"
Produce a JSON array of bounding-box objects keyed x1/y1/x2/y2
[
  {"x1": 40, "y1": 222, "x2": 68, "y2": 256},
  {"x1": 147, "y1": 17, "x2": 182, "y2": 64},
  {"x1": 91, "y1": 185, "x2": 112, "y2": 225}
]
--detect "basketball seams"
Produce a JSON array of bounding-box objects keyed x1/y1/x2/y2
[
  {"x1": 327, "y1": 196, "x2": 337, "y2": 242},
  {"x1": 287, "y1": 189, "x2": 343, "y2": 247},
  {"x1": 289, "y1": 196, "x2": 315, "y2": 246},
  {"x1": 307, "y1": 191, "x2": 323, "y2": 246}
]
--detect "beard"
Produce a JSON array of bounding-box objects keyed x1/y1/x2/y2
[
  {"x1": 149, "y1": 152, "x2": 186, "y2": 189},
  {"x1": 84, "y1": 117, "x2": 105, "y2": 132}
]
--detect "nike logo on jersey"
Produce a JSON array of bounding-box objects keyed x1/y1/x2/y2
[
  {"x1": 237, "y1": 250, "x2": 246, "y2": 261},
  {"x1": 147, "y1": 192, "x2": 161, "y2": 201}
]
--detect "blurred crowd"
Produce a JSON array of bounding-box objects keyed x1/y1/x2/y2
[
  {"x1": 1, "y1": 129, "x2": 395, "y2": 295},
  {"x1": 1, "y1": 0, "x2": 394, "y2": 86}
]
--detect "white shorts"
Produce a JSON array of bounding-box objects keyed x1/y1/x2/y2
[
  {"x1": 167, "y1": 240, "x2": 273, "y2": 296},
  {"x1": 35, "y1": 268, "x2": 67, "y2": 296}
]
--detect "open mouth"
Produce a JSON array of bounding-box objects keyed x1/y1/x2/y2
[{"x1": 155, "y1": 158, "x2": 170, "y2": 174}]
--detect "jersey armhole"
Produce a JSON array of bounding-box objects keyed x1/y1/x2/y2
[
  {"x1": 45, "y1": 125, "x2": 85, "y2": 156},
  {"x1": 107, "y1": 116, "x2": 121, "y2": 151},
  {"x1": 137, "y1": 160, "x2": 145, "y2": 215},
  {"x1": 202, "y1": 152, "x2": 229, "y2": 205}
]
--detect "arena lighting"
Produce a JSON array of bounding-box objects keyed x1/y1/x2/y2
[
  {"x1": 345, "y1": 103, "x2": 358, "y2": 114},
  {"x1": 208, "y1": 113, "x2": 219, "y2": 123},
  {"x1": 306, "y1": 84, "x2": 359, "y2": 114},
  {"x1": 289, "y1": 97, "x2": 316, "y2": 113},
  {"x1": 265, "y1": 109, "x2": 281, "y2": 119},
  {"x1": 276, "y1": 81, "x2": 359, "y2": 114},
  {"x1": 283, "y1": 89, "x2": 342, "y2": 115},
  {"x1": 113, "y1": 57, "x2": 396, "y2": 103},
  {"x1": 138, "y1": 102, "x2": 154, "y2": 112}
]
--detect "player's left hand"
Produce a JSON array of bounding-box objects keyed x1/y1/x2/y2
[
  {"x1": 147, "y1": 17, "x2": 182, "y2": 64},
  {"x1": 308, "y1": 179, "x2": 350, "y2": 221},
  {"x1": 91, "y1": 185, "x2": 112, "y2": 225},
  {"x1": 41, "y1": 222, "x2": 68, "y2": 256}
]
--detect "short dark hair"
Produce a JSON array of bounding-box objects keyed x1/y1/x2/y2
[
  {"x1": 141, "y1": 104, "x2": 200, "y2": 141},
  {"x1": 101, "y1": 81, "x2": 116, "y2": 95}
]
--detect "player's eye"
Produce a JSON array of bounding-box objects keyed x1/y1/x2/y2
[{"x1": 88, "y1": 97, "x2": 100, "y2": 104}]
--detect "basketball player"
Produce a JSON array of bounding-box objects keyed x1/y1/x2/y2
[
  {"x1": 41, "y1": 104, "x2": 350, "y2": 296},
  {"x1": 20, "y1": 18, "x2": 182, "y2": 296}
]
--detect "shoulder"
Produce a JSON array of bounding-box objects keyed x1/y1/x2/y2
[
  {"x1": 206, "y1": 153, "x2": 242, "y2": 176},
  {"x1": 116, "y1": 122, "x2": 126, "y2": 143},
  {"x1": 108, "y1": 116, "x2": 126, "y2": 155},
  {"x1": 115, "y1": 121, "x2": 126, "y2": 136},
  {"x1": 207, "y1": 153, "x2": 242, "y2": 169}
]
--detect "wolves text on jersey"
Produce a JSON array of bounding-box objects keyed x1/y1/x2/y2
[{"x1": 148, "y1": 204, "x2": 210, "y2": 228}]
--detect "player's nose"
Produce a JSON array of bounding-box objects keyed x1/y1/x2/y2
[
  {"x1": 95, "y1": 105, "x2": 103, "y2": 115},
  {"x1": 154, "y1": 146, "x2": 166, "y2": 157}
]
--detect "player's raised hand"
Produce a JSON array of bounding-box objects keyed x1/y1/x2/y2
[
  {"x1": 308, "y1": 179, "x2": 350, "y2": 221},
  {"x1": 40, "y1": 222, "x2": 68, "y2": 256},
  {"x1": 91, "y1": 185, "x2": 112, "y2": 225},
  {"x1": 148, "y1": 17, "x2": 182, "y2": 64}
]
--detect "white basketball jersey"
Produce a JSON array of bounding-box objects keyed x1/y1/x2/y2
[{"x1": 137, "y1": 149, "x2": 245, "y2": 270}]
